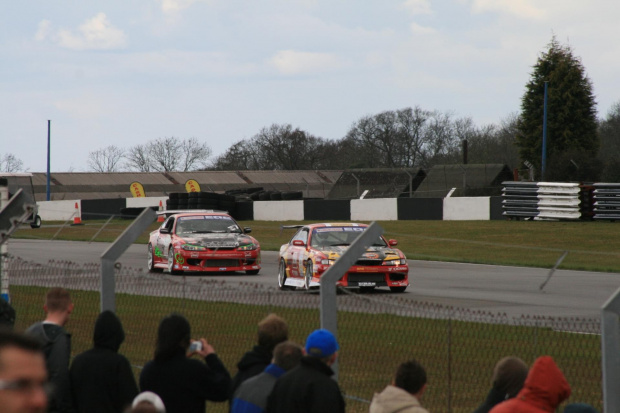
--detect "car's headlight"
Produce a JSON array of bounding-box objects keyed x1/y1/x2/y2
[
  {"x1": 319, "y1": 259, "x2": 335, "y2": 265},
  {"x1": 182, "y1": 244, "x2": 206, "y2": 251},
  {"x1": 383, "y1": 259, "x2": 407, "y2": 266},
  {"x1": 238, "y1": 243, "x2": 257, "y2": 251}
]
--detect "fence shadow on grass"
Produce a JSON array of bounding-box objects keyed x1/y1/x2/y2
[{"x1": 5, "y1": 256, "x2": 601, "y2": 413}]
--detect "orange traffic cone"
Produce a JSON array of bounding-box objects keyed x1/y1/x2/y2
[
  {"x1": 71, "y1": 202, "x2": 83, "y2": 226},
  {"x1": 157, "y1": 200, "x2": 165, "y2": 222}
]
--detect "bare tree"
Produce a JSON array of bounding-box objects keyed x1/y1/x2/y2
[
  {"x1": 125, "y1": 144, "x2": 152, "y2": 172},
  {"x1": 0, "y1": 153, "x2": 25, "y2": 172},
  {"x1": 148, "y1": 137, "x2": 182, "y2": 172},
  {"x1": 87, "y1": 146, "x2": 125, "y2": 172},
  {"x1": 180, "y1": 138, "x2": 212, "y2": 171}
]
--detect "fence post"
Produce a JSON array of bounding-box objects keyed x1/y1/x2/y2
[
  {"x1": 100, "y1": 207, "x2": 156, "y2": 312},
  {"x1": 602, "y1": 286, "x2": 620, "y2": 412},
  {"x1": 319, "y1": 221, "x2": 383, "y2": 380}
]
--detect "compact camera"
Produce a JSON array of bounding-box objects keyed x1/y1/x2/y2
[{"x1": 189, "y1": 341, "x2": 203, "y2": 352}]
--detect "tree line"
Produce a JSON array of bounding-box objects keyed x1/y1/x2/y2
[{"x1": 3, "y1": 37, "x2": 620, "y2": 182}]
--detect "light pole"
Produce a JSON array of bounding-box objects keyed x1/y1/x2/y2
[{"x1": 541, "y1": 81, "x2": 549, "y2": 180}]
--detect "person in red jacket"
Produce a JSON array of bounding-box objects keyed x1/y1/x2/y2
[{"x1": 489, "y1": 356, "x2": 571, "y2": 413}]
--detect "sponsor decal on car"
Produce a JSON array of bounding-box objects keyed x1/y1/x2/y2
[
  {"x1": 219, "y1": 267, "x2": 227, "y2": 271},
  {"x1": 358, "y1": 282, "x2": 376, "y2": 286},
  {"x1": 388, "y1": 267, "x2": 408, "y2": 272},
  {"x1": 363, "y1": 252, "x2": 379, "y2": 259}
]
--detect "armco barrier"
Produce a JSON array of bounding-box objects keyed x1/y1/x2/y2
[
  {"x1": 502, "y1": 182, "x2": 582, "y2": 220},
  {"x1": 593, "y1": 183, "x2": 620, "y2": 220}
]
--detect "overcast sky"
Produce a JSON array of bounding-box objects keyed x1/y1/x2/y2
[{"x1": 3, "y1": 1, "x2": 619, "y2": 172}]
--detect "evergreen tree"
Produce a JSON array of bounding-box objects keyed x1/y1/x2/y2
[{"x1": 517, "y1": 36, "x2": 598, "y2": 180}]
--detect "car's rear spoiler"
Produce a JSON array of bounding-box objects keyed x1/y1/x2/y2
[
  {"x1": 280, "y1": 224, "x2": 304, "y2": 236},
  {"x1": 156, "y1": 209, "x2": 228, "y2": 218}
]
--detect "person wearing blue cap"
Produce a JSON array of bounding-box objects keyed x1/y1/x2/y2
[{"x1": 265, "y1": 329, "x2": 345, "y2": 413}]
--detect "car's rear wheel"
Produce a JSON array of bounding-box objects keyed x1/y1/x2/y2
[
  {"x1": 168, "y1": 248, "x2": 183, "y2": 275},
  {"x1": 148, "y1": 244, "x2": 163, "y2": 273},
  {"x1": 246, "y1": 269, "x2": 260, "y2": 275},
  {"x1": 390, "y1": 286, "x2": 407, "y2": 293},
  {"x1": 278, "y1": 259, "x2": 293, "y2": 290},
  {"x1": 304, "y1": 261, "x2": 314, "y2": 290}
]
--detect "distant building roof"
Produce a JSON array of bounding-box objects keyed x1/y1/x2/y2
[
  {"x1": 326, "y1": 169, "x2": 426, "y2": 200},
  {"x1": 413, "y1": 164, "x2": 513, "y2": 198},
  {"x1": 30, "y1": 170, "x2": 342, "y2": 201}
]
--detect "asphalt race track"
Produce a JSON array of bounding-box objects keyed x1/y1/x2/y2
[{"x1": 7, "y1": 239, "x2": 620, "y2": 319}]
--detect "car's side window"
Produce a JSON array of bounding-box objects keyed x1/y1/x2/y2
[
  {"x1": 291, "y1": 228, "x2": 309, "y2": 245},
  {"x1": 165, "y1": 217, "x2": 175, "y2": 231}
]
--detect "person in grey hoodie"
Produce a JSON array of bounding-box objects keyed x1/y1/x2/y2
[
  {"x1": 370, "y1": 359, "x2": 430, "y2": 413},
  {"x1": 26, "y1": 287, "x2": 74, "y2": 413},
  {"x1": 70, "y1": 311, "x2": 138, "y2": 413}
]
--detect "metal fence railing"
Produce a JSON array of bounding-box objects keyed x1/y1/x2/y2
[{"x1": 5, "y1": 256, "x2": 601, "y2": 413}]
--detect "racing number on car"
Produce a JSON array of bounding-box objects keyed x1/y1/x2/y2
[
  {"x1": 175, "y1": 252, "x2": 185, "y2": 265},
  {"x1": 292, "y1": 248, "x2": 306, "y2": 277}
]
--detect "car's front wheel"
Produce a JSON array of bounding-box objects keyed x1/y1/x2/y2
[
  {"x1": 167, "y1": 248, "x2": 183, "y2": 275},
  {"x1": 278, "y1": 259, "x2": 293, "y2": 290},
  {"x1": 30, "y1": 215, "x2": 42, "y2": 229},
  {"x1": 148, "y1": 244, "x2": 163, "y2": 273}
]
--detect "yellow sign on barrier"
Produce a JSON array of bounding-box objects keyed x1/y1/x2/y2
[
  {"x1": 185, "y1": 179, "x2": 201, "y2": 193},
  {"x1": 130, "y1": 181, "x2": 146, "y2": 197}
]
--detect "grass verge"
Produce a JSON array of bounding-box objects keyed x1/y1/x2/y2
[{"x1": 12, "y1": 285, "x2": 601, "y2": 413}]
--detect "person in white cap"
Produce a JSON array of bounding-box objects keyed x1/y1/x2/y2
[{"x1": 130, "y1": 391, "x2": 165, "y2": 413}]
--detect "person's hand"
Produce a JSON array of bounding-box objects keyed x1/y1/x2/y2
[{"x1": 188, "y1": 338, "x2": 215, "y2": 357}]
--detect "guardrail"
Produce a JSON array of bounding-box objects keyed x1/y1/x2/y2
[
  {"x1": 593, "y1": 183, "x2": 620, "y2": 221},
  {"x1": 502, "y1": 182, "x2": 587, "y2": 220}
]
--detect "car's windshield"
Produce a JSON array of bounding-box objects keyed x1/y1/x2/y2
[
  {"x1": 175, "y1": 216, "x2": 241, "y2": 234},
  {"x1": 310, "y1": 227, "x2": 387, "y2": 247}
]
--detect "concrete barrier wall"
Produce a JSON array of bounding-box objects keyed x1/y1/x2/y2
[
  {"x1": 253, "y1": 200, "x2": 305, "y2": 221},
  {"x1": 37, "y1": 197, "x2": 504, "y2": 222},
  {"x1": 126, "y1": 196, "x2": 168, "y2": 208},
  {"x1": 351, "y1": 198, "x2": 398, "y2": 221},
  {"x1": 37, "y1": 200, "x2": 81, "y2": 221},
  {"x1": 443, "y1": 197, "x2": 490, "y2": 220}
]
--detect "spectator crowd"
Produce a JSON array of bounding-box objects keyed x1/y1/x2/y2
[{"x1": 0, "y1": 288, "x2": 601, "y2": 413}]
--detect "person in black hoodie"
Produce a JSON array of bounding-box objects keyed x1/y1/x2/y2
[
  {"x1": 140, "y1": 313, "x2": 231, "y2": 413},
  {"x1": 472, "y1": 356, "x2": 529, "y2": 413},
  {"x1": 230, "y1": 313, "x2": 288, "y2": 399},
  {"x1": 26, "y1": 287, "x2": 74, "y2": 413},
  {"x1": 69, "y1": 310, "x2": 138, "y2": 413}
]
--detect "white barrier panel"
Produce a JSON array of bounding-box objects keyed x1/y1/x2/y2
[
  {"x1": 37, "y1": 200, "x2": 81, "y2": 221},
  {"x1": 126, "y1": 196, "x2": 168, "y2": 208},
  {"x1": 351, "y1": 198, "x2": 398, "y2": 221},
  {"x1": 443, "y1": 197, "x2": 490, "y2": 220},
  {"x1": 254, "y1": 201, "x2": 304, "y2": 221}
]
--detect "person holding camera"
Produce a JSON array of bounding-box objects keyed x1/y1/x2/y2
[{"x1": 139, "y1": 313, "x2": 231, "y2": 413}]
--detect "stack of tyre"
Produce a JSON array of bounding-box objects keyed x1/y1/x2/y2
[{"x1": 166, "y1": 192, "x2": 236, "y2": 214}]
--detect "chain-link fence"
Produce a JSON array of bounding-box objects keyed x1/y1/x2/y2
[{"x1": 6, "y1": 256, "x2": 601, "y2": 413}]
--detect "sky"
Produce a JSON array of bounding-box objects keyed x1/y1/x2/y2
[{"x1": 3, "y1": 0, "x2": 620, "y2": 172}]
